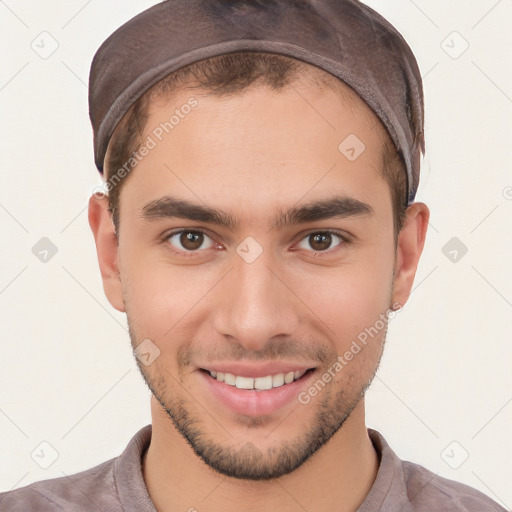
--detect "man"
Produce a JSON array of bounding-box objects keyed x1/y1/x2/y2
[{"x1": 0, "y1": 1, "x2": 506, "y2": 511}]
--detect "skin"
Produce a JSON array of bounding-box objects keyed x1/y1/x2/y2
[{"x1": 89, "y1": 78, "x2": 429, "y2": 512}]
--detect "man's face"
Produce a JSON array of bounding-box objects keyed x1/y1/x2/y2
[{"x1": 96, "y1": 79, "x2": 415, "y2": 479}]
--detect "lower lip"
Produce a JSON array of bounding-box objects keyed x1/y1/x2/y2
[{"x1": 199, "y1": 369, "x2": 316, "y2": 417}]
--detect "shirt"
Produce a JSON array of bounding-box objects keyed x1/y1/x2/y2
[{"x1": 0, "y1": 424, "x2": 506, "y2": 511}]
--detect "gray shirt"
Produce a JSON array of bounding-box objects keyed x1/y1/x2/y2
[{"x1": 0, "y1": 425, "x2": 506, "y2": 511}]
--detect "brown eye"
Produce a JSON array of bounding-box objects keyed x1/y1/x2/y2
[
  {"x1": 166, "y1": 230, "x2": 215, "y2": 253},
  {"x1": 180, "y1": 231, "x2": 203, "y2": 250},
  {"x1": 297, "y1": 231, "x2": 344, "y2": 253}
]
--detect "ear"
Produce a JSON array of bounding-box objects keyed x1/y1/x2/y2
[
  {"x1": 88, "y1": 193, "x2": 125, "y2": 312},
  {"x1": 391, "y1": 202, "x2": 430, "y2": 308}
]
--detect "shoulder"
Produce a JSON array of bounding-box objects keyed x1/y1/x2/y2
[
  {"x1": 401, "y1": 459, "x2": 507, "y2": 511},
  {"x1": 367, "y1": 429, "x2": 507, "y2": 512},
  {"x1": 0, "y1": 424, "x2": 152, "y2": 512},
  {"x1": 0, "y1": 456, "x2": 121, "y2": 512}
]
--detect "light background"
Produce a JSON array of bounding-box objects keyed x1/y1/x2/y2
[{"x1": 0, "y1": 0, "x2": 511, "y2": 508}]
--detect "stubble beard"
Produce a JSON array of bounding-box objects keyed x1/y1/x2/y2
[{"x1": 128, "y1": 318, "x2": 387, "y2": 481}]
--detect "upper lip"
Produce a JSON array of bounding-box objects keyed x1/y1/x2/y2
[{"x1": 199, "y1": 362, "x2": 317, "y2": 378}]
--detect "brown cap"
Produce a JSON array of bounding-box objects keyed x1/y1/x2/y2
[{"x1": 89, "y1": 0, "x2": 425, "y2": 204}]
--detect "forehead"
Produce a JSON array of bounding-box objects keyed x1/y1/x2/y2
[
  {"x1": 117, "y1": 78, "x2": 392, "y2": 225},
  {"x1": 142, "y1": 75, "x2": 387, "y2": 163}
]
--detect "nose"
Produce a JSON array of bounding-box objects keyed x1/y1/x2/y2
[{"x1": 212, "y1": 248, "x2": 301, "y2": 352}]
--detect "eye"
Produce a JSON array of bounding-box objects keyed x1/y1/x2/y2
[
  {"x1": 164, "y1": 229, "x2": 217, "y2": 254},
  {"x1": 296, "y1": 230, "x2": 346, "y2": 254}
]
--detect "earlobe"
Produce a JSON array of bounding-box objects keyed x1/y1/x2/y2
[
  {"x1": 88, "y1": 193, "x2": 126, "y2": 313},
  {"x1": 391, "y1": 202, "x2": 430, "y2": 308}
]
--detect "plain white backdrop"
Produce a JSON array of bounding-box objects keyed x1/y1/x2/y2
[{"x1": 0, "y1": 0, "x2": 511, "y2": 508}]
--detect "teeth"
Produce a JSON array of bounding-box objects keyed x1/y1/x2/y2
[
  {"x1": 272, "y1": 373, "x2": 284, "y2": 387},
  {"x1": 208, "y1": 369, "x2": 308, "y2": 390},
  {"x1": 235, "y1": 376, "x2": 254, "y2": 389},
  {"x1": 224, "y1": 373, "x2": 236, "y2": 386},
  {"x1": 254, "y1": 375, "x2": 272, "y2": 390}
]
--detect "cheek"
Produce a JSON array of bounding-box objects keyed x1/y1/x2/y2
[
  {"x1": 120, "y1": 248, "x2": 221, "y2": 340},
  {"x1": 307, "y1": 269, "x2": 390, "y2": 389},
  {"x1": 290, "y1": 254, "x2": 393, "y2": 337}
]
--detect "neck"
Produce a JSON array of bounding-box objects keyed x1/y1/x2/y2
[{"x1": 142, "y1": 397, "x2": 378, "y2": 512}]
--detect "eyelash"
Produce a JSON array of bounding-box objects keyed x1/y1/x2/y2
[{"x1": 161, "y1": 228, "x2": 350, "y2": 258}]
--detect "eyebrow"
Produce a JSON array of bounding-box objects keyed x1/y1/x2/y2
[{"x1": 140, "y1": 194, "x2": 373, "y2": 230}]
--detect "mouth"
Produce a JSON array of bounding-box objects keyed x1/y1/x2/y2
[
  {"x1": 200, "y1": 367, "x2": 316, "y2": 391},
  {"x1": 198, "y1": 366, "x2": 318, "y2": 417}
]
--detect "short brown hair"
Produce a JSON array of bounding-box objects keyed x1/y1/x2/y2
[{"x1": 104, "y1": 52, "x2": 407, "y2": 242}]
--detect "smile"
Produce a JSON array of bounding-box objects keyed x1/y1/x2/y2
[
  {"x1": 198, "y1": 363, "x2": 318, "y2": 416},
  {"x1": 205, "y1": 369, "x2": 312, "y2": 390}
]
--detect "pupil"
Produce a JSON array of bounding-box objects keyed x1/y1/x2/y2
[
  {"x1": 311, "y1": 233, "x2": 331, "y2": 251},
  {"x1": 181, "y1": 231, "x2": 203, "y2": 250}
]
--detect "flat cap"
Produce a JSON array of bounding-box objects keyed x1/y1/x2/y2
[{"x1": 89, "y1": 0, "x2": 425, "y2": 204}]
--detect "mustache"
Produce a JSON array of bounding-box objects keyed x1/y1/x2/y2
[{"x1": 177, "y1": 337, "x2": 336, "y2": 367}]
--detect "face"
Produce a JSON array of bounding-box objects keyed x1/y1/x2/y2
[{"x1": 90, "y1": 78, "x2": 428, "y2": 480}]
